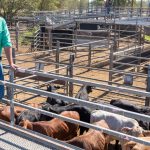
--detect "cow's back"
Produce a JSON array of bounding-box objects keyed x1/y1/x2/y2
[
  {"x1": 123, "y1": 137, "x2": 150, "y2": 150},
  {"x1": 48, "y1": 111, "x2": 80, "y2": 140},
  {"x1": 67, "y1": 120, "x2": 108, "y2": 150},
  {"x1": 90, "y1": 110, "x2": 139, "y2": 131}
]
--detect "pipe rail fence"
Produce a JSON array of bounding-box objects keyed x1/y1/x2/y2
[{"x1": 1, "y1": 66, "x2": 150, "y2": 148}]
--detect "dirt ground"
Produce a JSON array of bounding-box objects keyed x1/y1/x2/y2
[{"x1": 2, "y1": 43, "x2": 147, "y2": 106}]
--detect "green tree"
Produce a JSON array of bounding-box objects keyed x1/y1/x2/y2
[
  {"x1": 38, "y1": 0, "x2": 61, "y2": 11},
  {"x1": 0, "y1": 0, "x2": 39, "y2": 20}
]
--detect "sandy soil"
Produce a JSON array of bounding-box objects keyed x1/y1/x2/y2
[{"x1": 2, "y1": 41, "x2": 147, "y2": 107}]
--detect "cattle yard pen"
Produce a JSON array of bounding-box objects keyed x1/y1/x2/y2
[{"x1": 1, "y1": 6, "x2": 150, "y2": 149}]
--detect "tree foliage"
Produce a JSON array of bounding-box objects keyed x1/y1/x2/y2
[
  {"x1": 0, "y1": 0, "x2": 39, "y2": 19},
  {"x1": 0, "y1": 0, "x2": 144, "y2": 21}
]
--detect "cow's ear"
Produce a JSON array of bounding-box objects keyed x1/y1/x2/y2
[
  {"x1": 121, "y1": 127, "x2": 132, "y2": 134},
  {"x1": 54, "y1": 86, "x2": 60, "y2": 89},
  {"x1": 142, "y1": 130, "x2": 150, "y2": 137},
  {"x1": 47, "y1": 85, "x2": 50, "y2": 90},
  {"x1": 124, "y1": 141, "x2": 136, "y2": 150}
]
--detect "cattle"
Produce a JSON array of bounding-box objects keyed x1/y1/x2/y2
[
  {"x1": 90, "y1": 110, "x2": 143, "y2": 150},
  {"x1": 75, "y1": 85, "x2": 93, "y2": 101},
  {"x1": 0, "y1": 103, "x2": 41, "y2": 123},
  {"x1": 121, "y1": 126, "x2": 150, "y2": 138},
  {"x1": 16, "y1": 109, "x2": 53, "y2": 125},
  {"x1": 46, "y1": 85, "x2": 92, "y2": 106},
  {"x1": 0, "y1": 105, "x2": 26, "y2": 122},
  {"x1": 19, "y1": 111, "x2": 80, "y2": 140},
  {"x1": 42, "y1": 105, "x2": 91, "y2": 135},
  {"x1": 142, "y1": 64, "x2": 149, "y2": 74},
  {"x1": 90, "y1": 110, "x2": 141, "y2": 131},
  {"x1": 16, "y1": 103, "x2": 52, "y2": 125},
  {"x1": 122, "y1": 137, "x2": 150, "y2": 150},
  {"x1": 110, "y1": 99, "x2": 150, "y2": 115},
  {"x1": 120, "y1": 127, "x2": 150, "y2": 150},
  {"x1": 46, "y1": 84, "x2": 69, "y2": 106},
  {"x1": 110, "y1": 99, "x2": 142, "y2": 113},
  {"x1": 16, "y1": 84, "x2": 91, "y2": 125},
  {"x1": 110, "y1": 99, "x2": 150, "y2": 130},
  {"x1": 66, "y1": 120, "x2": 110, "y2": 150}
]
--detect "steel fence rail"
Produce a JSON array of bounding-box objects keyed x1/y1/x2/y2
[
  {"x1": 16, "y1": 68, "x2": 150, "y2": 98},
  {"x1": 14, "y1": 39, "x2": 109, "y2": 57},
  {"x1": 1, "y1": 79, "x2": 150, "y2": 123}
]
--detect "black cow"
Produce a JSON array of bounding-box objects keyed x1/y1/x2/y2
[
  {"x1": 142, "y1": 64, "x2": 149, "y2": 74},
  {"x1": 110, "y1": 99, "x2": 150, "y2": 130},
  {"x1": 110, "y1": 99, "x2": 142, "y2": 113},
  {"x1": 16, "y1": 109, "x2": 53, "y2": 125},
  {"x1": 47, "y1": 85, "x2": 93, "y2": 106},
  {"x1": 46, "y1": 85, "x2": 69, "y2": 106},
  {"x1": 42, "y1": 104, "x2": 92, "y2": 135}
]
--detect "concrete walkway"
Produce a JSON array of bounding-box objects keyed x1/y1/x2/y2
[{"x1": 0, "y1": 121, "x2": 78, "y2": 150}]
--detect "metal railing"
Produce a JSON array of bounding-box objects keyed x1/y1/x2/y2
[{"x1": 1, "y1": 66, "x2": 150, "y2": 148}]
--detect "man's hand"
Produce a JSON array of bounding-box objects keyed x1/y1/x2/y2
[
  {"x1": 10, "y1": 63, "x2": 18, "y2": 71},
  {"x1": 4, "y1": 47, "x2": 18, "y2": 71}
]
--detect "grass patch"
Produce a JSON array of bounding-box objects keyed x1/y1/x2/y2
[{"x1": 145, "y1": 35, "x2": 150, "y2": 41}]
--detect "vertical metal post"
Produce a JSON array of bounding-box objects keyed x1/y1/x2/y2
[
  {"x1": 12, "y1": 48, "x2": 16, "y2": 64},
  {"x1": 15, "y1": 22, "x2": 19, "y2": 51},
  {"x1": 56, "y1": 41, "x2": 60, "y2": 74},
  {"x1": 108, "y1": 24, "x2": 111, "y2": 49},
  {"x1": 109, "y1": 45, "x2": 114, "y2": 84},
  {"x1": 145, "y1": 65, "x2": 150, "y2": 106},
  {"x1": 48, "y1": 29, "x2": 52, "y2": 51},
  {"x1": 66, "y1": 67, "x2": 69, "y2": 96},
  {"x1": 137, "y1": 25, "x2": 143, "y2": 72},
  {"x1": 68, "y1": 54, "x2": 75, "y2": 97},
  {"x1": 43, "y1": 33, "x2": 46, "y2": 50},
  {"x1": 118, "y1": 24, "x2": 120, "y2": 48},
  {"x1": 88, "y1": 44, "x2": 92, "y2": 70},
  {"x1": 8, "y1": 69, "x2": 15, "y2": 126},
  {"x1": 75, "y1": 31, "x2": 77, "y2": 54}
]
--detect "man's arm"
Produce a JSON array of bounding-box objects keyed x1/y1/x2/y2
[
  {"x1": 2, "y1": 18, "x2": 18, "y2": 70},
  {"x1": 4, "y1": 47, "x2": 17, "y2": 70}
]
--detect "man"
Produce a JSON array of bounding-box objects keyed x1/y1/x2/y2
[
  {"x1": 105, "y1": 0, "x2": 112, "y2": 15},
  {"x1": 0, "y1": 17, "x2": 17, "y2": 99}
]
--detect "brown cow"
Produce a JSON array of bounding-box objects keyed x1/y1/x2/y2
[
  {"x1": 122, "y1": 137, "x2": 150, "y2": 150},
  {"x1": 19, "y1": 111, "x2": 80, "y2": 140},
  {"x1": 0, "y1": 103, "x2": 41, "y2": 122},
  {"x1": 66, "y1": 120, "x2": 110, "y2": 150},
  {"x1": 0, "y1": 106, "x2": 26, "y2": 122},
  {"x1": 120, "y1": 127, "x2": 150, "y2": 150}
]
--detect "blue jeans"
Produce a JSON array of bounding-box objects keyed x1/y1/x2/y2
[{"x1": 0, "y1": 63, "x2": 4, "y2": 99}]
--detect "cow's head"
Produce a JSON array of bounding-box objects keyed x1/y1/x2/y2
[
  {"x1": 86, "y1": 86, "x2": 93, "y2": 94},
  {"x1": 121, "y1": 126, "x2": 144, "y2": 137},
  {"x1": 47, "y1": 84, "x2": 60, "y2": 92}
]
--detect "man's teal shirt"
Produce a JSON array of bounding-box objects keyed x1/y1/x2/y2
[{"x1": 0, "y1": 17, "x2": 12, "y2": 56}]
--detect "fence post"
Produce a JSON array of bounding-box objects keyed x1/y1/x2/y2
[
  {"x1": 8, "y1": 69, "x2": 15, "y2": 126},
  {"x1": 68, "y1": 53, "x2": 75, "y2": 97},
  {"x1": 15, "y1": 22, "x2": 19, "y2": 51},
  {"x1": 109, "y1": 44, "x2": 114, "y2": 85},
  {"x1": 56, "y1": 41, "x2": 60, "y2": 74},
  {"x1": 12, "y1": 48, "x2": 16, "y2": 64},
  {"x1": 48, "y1": 29, "x2": 52, "y2": 51},
  {"x1": 88, "y1": 44, "x2": 92, "y2": 70},
  {"x1": 74, "y1": 23, "x2": 78, "y2": 56},
  {"x1": 145, "y1": 65, "x2": 150, "y2": 106},
  {"x1": 66, "y1": 67, "x2": 69, "y2": 96}
]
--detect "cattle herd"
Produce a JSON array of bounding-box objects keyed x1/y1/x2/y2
[{"x1": 0, "y1": 84, "x2": 150, "y2": 150}]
